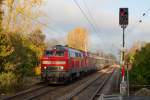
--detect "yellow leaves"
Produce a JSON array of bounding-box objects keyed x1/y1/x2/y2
[
  {"x1": 0, "y1": 72, "x2": 17, "y2": 92},
  {"x1": 30, "y1": 0, "x2": 43, "y2": 5},
  {"x1": 4, "y1": 62, "x2": 15, "y2": 71},
  {"x1": 3, "y1": 0, "x2": 44, "y2": 34},
  {"x1": 6, "y1": 0, "x2": 14, "y2": 7},
  {"x1": 68, "y1": 27, "x2": 88, "y2": 51},
  {"x1": 16, "y1": 6, "x2": 24, "y2": 14},
  {"x1": 34, "y1": 66, "x2": 41, "y2": 75}
]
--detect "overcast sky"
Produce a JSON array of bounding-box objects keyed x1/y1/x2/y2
[{"x1": 40, "y1": 0, "x2": 150, "y2": 57}]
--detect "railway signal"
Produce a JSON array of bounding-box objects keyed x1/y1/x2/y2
[
  {"x1": 119, "y1": 8, "x2": 129, "y2": 95},
  {"x1": 119, "y1": 8, "x2": 128, "y2": 26}
]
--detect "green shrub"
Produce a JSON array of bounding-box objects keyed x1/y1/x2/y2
[
  {"x1": 0, "y1": 72, "x2": 17, "y2": 93},
  {"x1": 130, "y1": 43, "x2": 150, "y2": 85}
]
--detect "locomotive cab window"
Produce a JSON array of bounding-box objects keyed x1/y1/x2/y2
[
  {"x1": 55, "y1": 51, "x2": 65, "y2": 56},
  {"x1": 45, "y1": 50, "x2": 53, "y2": 56},
  {"x1": 44, "y1": 50, "x2": 64, "y2": 56}
]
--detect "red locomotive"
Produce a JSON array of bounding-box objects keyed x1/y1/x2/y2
[{"x1": 41, "y1": 45, "x2": 112, "y2": 84}]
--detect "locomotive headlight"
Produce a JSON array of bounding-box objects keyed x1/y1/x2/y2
[
  {"x1": 44, "y1": 66, "x2": 47, "y2": 69},
  {"x1": 59, "y1": 66, "x2": 64, "y2": 70}
]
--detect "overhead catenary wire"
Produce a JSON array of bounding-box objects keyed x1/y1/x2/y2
[
  {"x1": 43, "y1": 14, "x2": 67, "y2": 34},
  {"x1": 82, "y1": 0, "x2": 101, "y2": 34},
  {"x1": 72, "y1": 0, "x2": 99, "y2": 35},
  {"x1": 72, "y1": 0, "x2": 104, "y2": 43},
  {"x1": 82, "y1": 0, "x2": 102, "y2": 41}
]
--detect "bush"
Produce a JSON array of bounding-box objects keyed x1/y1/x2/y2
[
  {"x1": 0, "y1": 72, "x2": 17, "y2": 93},
  {"x1": 130, "y1": 43, "x2": 150, "y2": 85}
]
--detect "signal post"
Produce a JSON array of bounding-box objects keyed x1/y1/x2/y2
[{"x1": 119, "y1": 8, "x2": 129, "y2": 95}]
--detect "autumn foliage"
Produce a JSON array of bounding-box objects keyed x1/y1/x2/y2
[
  {"x1": 129, "y1": 43, "x2": 150, "y2": 85},
  {"x1": 68, "y1": 28, "x2": 88, "y2": 51},
  {"x1": 0, "y1": 0, "x2": 45, "y2": 93}
]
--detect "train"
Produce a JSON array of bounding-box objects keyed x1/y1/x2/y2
[{"x1": 40, "y1": 45, "x2": 114, "y2": 84}]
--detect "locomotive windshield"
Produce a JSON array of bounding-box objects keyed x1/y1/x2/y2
[
  {"x1": 44, "y1": 50, "x2": 64, "y2": 56},
  {"x1": 55, "y1": 51, "x2": 64, "y2": 56},
  {"x1": 45, "y1": 50, "x2": 53, "y2": 56}
]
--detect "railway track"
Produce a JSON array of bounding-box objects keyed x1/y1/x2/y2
[
  {"x1": 89, "y1": 69, "x2": 115, "y2": 100},
  {"x1": 32, "y1": 71, "x2": 106, "y2": 100},
  {"x1": 2, "y1": 82, "x2": 58, "y2": 100},
  {"x1": 1, "y1": 72, "x2": 100, "y2": 100},
  {"x1": 2, "y1": 67, "x2": 115, "y2": 100},
  {"x1": 58, "y1": 67, "x2": 115, "y2": 100}
]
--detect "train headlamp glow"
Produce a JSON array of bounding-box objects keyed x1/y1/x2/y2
[
  {"x1": 59, "y1": 66, "x2": 64, "y2": 70},
  {"x1": 44, "y1": 66, "x2": 47, "y2": 69}
]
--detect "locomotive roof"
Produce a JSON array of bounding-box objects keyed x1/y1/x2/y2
[
  {"x1": 47, "y1": 45, "x2": 113, "y2": 60},
  {"x1": 51, "y1": 45, "x2": 84, "y2": 52}
]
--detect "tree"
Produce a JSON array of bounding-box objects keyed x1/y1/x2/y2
[
  {"x1": 28, "y1": 29, "x2": 45, "y2": 48},
  {"x1": 0, "y1": 32, "x2": 14, "y2": 73},
  {"x1": 27, "y1": 28, "x2": 46, "y2": 68},
  {"x1": 130, "y1": 43, "x2": 150, "y2": 85},
  {"x1": 2, "y1": 0, "x2": 44, "y2": 33},
  {"x1": 0, "y1": 0, "x2": 46, "y2": 93},
  {"x1": 46, "y1": 38, "x2": 63, "y2": 49},
  {"x1": 8, "y1": 33, "x2": 38, "y2": 77},
  {"x1": 125, "y1": 42, "x2": 146, "y2": 69},
  {"x1": 0, "y1": 0, "x2": 18, "y2": 93},
  {"x1": 0, "y1": 0, "x2": 45, "y2": 74},
  {"x1": 68, "y1": 28, "x2": 88, "y2": 51},
  {"x1": 0, "y1": 0, "x2": 13, "y2": 73},
  {"x1": 1, "y1": 0, "x2": 45, "y2": 73}
]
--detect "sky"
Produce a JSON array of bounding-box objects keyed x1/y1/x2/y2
[{"x1": 40, "y1": 0, "x2": 150, "y2": 57}]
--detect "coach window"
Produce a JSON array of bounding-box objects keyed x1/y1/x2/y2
[
  {"x1": 73, "y1": 52, "x2": 75, "y2": 57},
  {"x1": 69, "y1": 51, "x2": 72, "y2": 57},
  {"x1": 79, "y1": 53, "x2": 82, "y2": 57},
  {"x1": 69, "y1": 51, "x2": 71, "y2": 57},
  {"x1": 75, "y1": 52, "x2": 78, "y2": 57},
  {"x1": 69, "y1": 51, "x2": 74, "y2": 57},
  {"x1": 78, "y1": 53, "x2": 80, "y2": 57}
]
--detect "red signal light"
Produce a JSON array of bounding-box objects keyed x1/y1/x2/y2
[
  {"x1": 120, "y1": 9, "x2": 125, "y2": 16},
  {"x1": 119, "y1": 8, "x2": 128, "y2": 25},
  {"x1": 121, "y1": 12, "x2": 125, "y2": 16}
]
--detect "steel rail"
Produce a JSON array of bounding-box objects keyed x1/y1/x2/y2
[
  {"x1": 89, "y1": 68, "x2": 115, "y2": 100},
  {"x1": 58, "y1": 67, "x2": 113, "y2": 100},
  {"x1": 3, "y1": 82, "x2": 57, "y2": 100}
]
